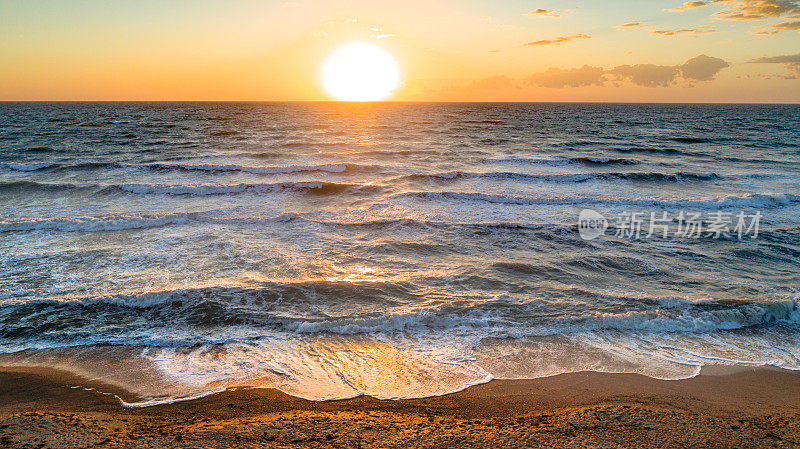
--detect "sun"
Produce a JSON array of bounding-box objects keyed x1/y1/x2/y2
[{"x1": 322, "y1": 42, "x2": 400, "y2": 101}]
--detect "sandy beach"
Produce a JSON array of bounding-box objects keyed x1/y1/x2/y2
[{"x1": 1, "y1": 366, "x2": 798, "y2": 448}]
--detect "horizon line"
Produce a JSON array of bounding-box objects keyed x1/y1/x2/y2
[{"x1": 2, "y1": 100, "x2": 799, "y2": 105}]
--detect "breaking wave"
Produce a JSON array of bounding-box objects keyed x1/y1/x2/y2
[
  {"x1": 395, "y1": 171, "x2": 724, "y2": 184},
  {"x1": 1, "y1": 285, "x2": 797, "y2": 345},
  {"x1": 395, "y1": 191, "x2": 800, "y2": 209},
  {"x1": 0, "y1": 180, "x2": 379, "y2": 197}
]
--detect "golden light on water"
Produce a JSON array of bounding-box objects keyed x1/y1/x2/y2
[
  {"x1": 324, "y1": 264, "x2": 389, "y2": 283},
  {"x1": 322, "y1": 42, "x2": 400, "y2": 101}
]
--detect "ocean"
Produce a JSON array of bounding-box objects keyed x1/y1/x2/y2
[{"x1": 1, "y1": 102, "x2": 798, "y2": 406}]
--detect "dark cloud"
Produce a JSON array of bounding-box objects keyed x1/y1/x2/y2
[
  {"x1": 679, "y1": 54, "x2": 731, "y2": 80},
  {"x1": 750, "y1": 53, "x2": 800, "y2": 74},
  {"x1": 524, "y1": 34, "x2": 591, "y2": 46},
  {"x1": 528, "y1": 55, "x2": 730, "y2": 88}
]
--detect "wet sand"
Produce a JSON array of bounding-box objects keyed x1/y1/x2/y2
[{"x1": 1, "y1": 365, "x2": 799, "y2": 448}]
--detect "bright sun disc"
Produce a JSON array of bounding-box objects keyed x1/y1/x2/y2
[{"x1": 322, "y1": 42, "x2": 400, "y2": 101}]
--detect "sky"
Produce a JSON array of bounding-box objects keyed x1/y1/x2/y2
[{"x1": 1, "y1": 0, "x2": 799, "y2": 102}]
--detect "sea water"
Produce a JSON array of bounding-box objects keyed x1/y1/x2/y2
[{"x1": 1, "y1": 102, "x2": 798, "y2": 404}]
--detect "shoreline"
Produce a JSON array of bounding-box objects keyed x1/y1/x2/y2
[
  {"x1": 1, "y1": 363, "x2": 794, "y2": 410},
  {"x1": 2, "y1": 365, "x2": 799, "y2": 447}
]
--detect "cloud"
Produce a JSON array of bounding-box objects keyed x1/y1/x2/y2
[
  {"x1": 679, "y1": 54, "x2": 731, "y2": 80},
  {"x1": 620, "y1": 23, "x2": 718, "y2": 35},
  {"x1": 526, "y1": 8, "x2": 564, "y2": 17},
  {"x1": 752, "y1": 18, "x2": 800, "y2": 33},
  {"x1": 750, "y1": 53, "x2": 800, "y2": 63},
  {"x1": 524, "y1": 34, "x2": 591, "y2": 46},
  {"x1": 609, "y1": 64, "x2": 681, "y2": 87},
  {"x1": 660, "y1": 0, "x2": 800, "y2": 34},
  {"x1": 528, "y1": 65, "x2": 606, "y2": 87},
  {"x1": 651, "y1": 26, "x2": 718, "y2": 35},
  {"x1": 773, "y1": 19, "x2": 800, "y2": 29},
  {"x1": 750, "y1": 53, "x2": 800, "y2": 74},
  {"x1": 666, "y1": 1, "x2": 710, "y2": 12},
  {"x1": 528, "y1": 55, "x2": 730, "y2": 88},
  {"x1": 711, "y1": 0, "x2": 800, "y2": 20}
]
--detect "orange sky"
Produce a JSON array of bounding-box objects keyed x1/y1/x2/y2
[{"x1": 1, "y1": 0, "x2": 799, "y2": 102}]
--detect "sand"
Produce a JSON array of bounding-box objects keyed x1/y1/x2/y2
[{"x1": 0, "y1": 365, "x2": 798, "y2": 448}]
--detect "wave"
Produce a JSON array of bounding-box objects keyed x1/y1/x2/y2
[
  {"x1": 28, "y1": 211, "x2": 796, "y2": 238},
  {"x1": 0, "y1": 213, "x2": 203, "y2": 233},
  {"x1": 209, "y1": 130, "x2": 241, "y2": 137},
  {"x1": 0, "y1": 180, "x2": 94, "y2": 193},
  {"x1": 5, "y1": 177, "x2": 795, "y2": 210},
  {"x1": 138, "y1": 162, "x2": 379, "y2": 175},
  {"x1": 0, "y1": 161, "x2": 382, "y2": 176},
  {"x1": 23, "y1": 146, "x2": 57, "y2": 153},
  {"x1": 615, "y1": 147, "x2": 685, "y2": 154},
  {"x1": 0, "y1": 211, "x2": 567, "y2": 234},
  {"x1": 719, "y1": 155, "x2": 799, "y2": 165},
  {"x1": 354, "y1": 149, "x2": 440, "y2": 156},
  {"x1": 1, "y1": 284, "x2": 797, "y2": 344},
  {"x1": 572, "y1": 157, "x2": 640, "y2": 165},
  {"x1": 487, "y1": 156, "x2": 639, "y2": 166},
  {"x1": 668, "y1": 136, "x2": 711, "y2": 144},
  {"x1": 394, "y1": 191, "x2": 800, "y2": 209},
  {"x1": 235, "y1": 152, "x2": 284, "y2": 159},
  {"x1": 104, "y1": 181, "x2": 378, "y2": 196},
  {"x1": 0, "y1": 162, "x2": 57, "y2": 171},
  {"x1": 0, "y1": 180, "x2": 379, "y2": 197},
  {"x1": 289, "y1": 298, "x2": 800, "y2": 336},
  {"x1": 394, "y1": 171, "x2": 722, "y2": 184},
  {"x1": 1, "y1": 161, "x2": 133, "y2": 173},
  {"x1": 606, "y1": 172, "x2": 721, "y2": 182}
]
